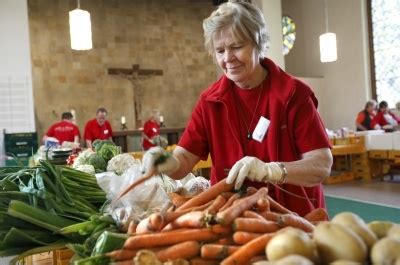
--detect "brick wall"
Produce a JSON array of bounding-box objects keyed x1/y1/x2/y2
[{"x1": 28, "y1": 0, "x2": 217, "y2": 139}]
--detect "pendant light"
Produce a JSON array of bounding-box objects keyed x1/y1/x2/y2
[
  {"x1": 319, "y1": 0, "x2": 337, "y2": 63},
  {"x1": 69, "y1": 0, "x2": 92, "y2": 50}
]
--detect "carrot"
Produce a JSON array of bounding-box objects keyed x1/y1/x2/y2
[
  {"x1": 233, "y1": 218, "x2": 280, "y2": 233},
  {"x1": 242, "y1": 210, "x2": 265, "y2": 220},
  {"x1": 259, "y1": 211, "x2": 281, "y2": 222},
  {"x1": 135, "y1": 217, "x2": 152, "y2": 234},
  {"x1": 220, "y1": 233, "x2": 275, "y2": 265},
  {"x1": 304, "y1": 207, "x2": 329, "y2": 222},
  {"x1": 255, "y1": 197, "x2": 270, "y2": 212},
  {"x1": 201, "y1": 244, "x2": 239, "y2": 260},
  {"x1": 249, "y1": 255, "x2": 267, "y2": 263},
  {"x1": 246, "y1": 186, "x2": 258, "y2": 196},
  {"x1": 127, "y1": 220, "x2": 138, "y2": 236},
  {"x1": 190, "y1": 257, "x2": 220, "y2": 265},
  {"x1": 169, "y1": 192, "x2": 190, "y2": 208},
  {"x1": 233, "y1": 231, "x2": 263, "y2": 245},
  {"x1": 172, "y1": 211, "x2": 206, "y2": 228},
  {"x1": 216, "y1": 188, "x2": 268, "y2": 226},
  {"x1": 277, "y1": 214, "x2": 315, "y2": 232},
  {"x1": 155, "y1": 241, "x2": 200, "y2": 262},
  {"x1": 106, "y1": 249, "x2": 138, "y2": 261},
  {"x1": 267, "y1": 195, "x2": 295, "y2": 215},
  {"x1": 221, "y1": 192, "x2": 234, "y2": 199},
  {"x1": 124, "y1": 226, "x2": 229, "y2": 250},
  {"x1": 206, "y1": 195, "x2": 226, "y2": 215},
  {"x1": 219, "y1": 193, "x2": 241, "y2": 211},
  {"x1": 177, "y1": 178, "x2": 234, "y2": 211},
  {"x1": 150, "y1": 205, "x2": 209, "y2": 232},
  {"x1": 216, "y1": 237, "x2": 235, "y2": 245},
  {"x1": 113, "y1": 260, "x2": 134, "y2": 265}
]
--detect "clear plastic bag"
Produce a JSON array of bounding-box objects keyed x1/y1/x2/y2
[
  {"x1": 179, "y1": 176, "x2": 210, "y2": 197},
  {"x1": 96, "y1": 164, "x2": 171, "y2": 230}
]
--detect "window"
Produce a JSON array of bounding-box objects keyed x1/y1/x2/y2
[{"x1": 369, "y1": 0, "x2": 400, "y2": 107}]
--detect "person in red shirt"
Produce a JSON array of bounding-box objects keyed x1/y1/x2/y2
[
  {"x1": 43, "y1": 112, "x2": 80, "y2": 145},
  {"x1": 371, "y1": 101, "x2": 400, "y2": 130},
  {"x1": 84, "y1": 107, "x2": 113, "y2": 148},
  {"x1": 142, "y1": 110, "x2": 161, "y2": 150},
  {"x1": 141, "y1": 2, "x2": 332, "y2": 216},
  {"x1": 355, "y1": 100, "x2": 377, "y2": 131}
]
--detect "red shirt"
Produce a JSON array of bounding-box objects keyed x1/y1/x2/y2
[
  {"x1": 46, "y1": 120, "x2": 80, "y2": 144},
  {"x1": 371, "y1": 111, "x2": 400, "y2": 128},
  {"x1": 142, "y1": 120, "x2": 160, "y2": 150},
  {"x1": 84, "y1": 119, "x2": 113, "y2": 142},
  {"x1": 178, "y1": 58, "x2": 331, "y2": 216}
]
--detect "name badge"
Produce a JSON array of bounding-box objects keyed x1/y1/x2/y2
[
  {"x1": 104, "y1": 129, "x2": 109, "y2": 134},
  {"x1": 252, "y1": 116, "x2": 270, "y2": 143}
]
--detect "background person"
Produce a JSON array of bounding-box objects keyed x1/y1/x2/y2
[
  {"x1": 84, "y1": 107, "x2": 113, "y2": 148},
  {"x1": 141, "y1": 1, "x2": 332, "y2": 217},
  {"x1": 142, "y1": 109, "x2": 161, "y2": 151},
  {"x1": 42, "y1": 112, "x2": 80, "y2": 145},
  {"x1": 371, "y1": 100, "x2": 400, "y2": 130},
  {"x1": 355, "y1": 100, "x2": 377, "y2": 131}
]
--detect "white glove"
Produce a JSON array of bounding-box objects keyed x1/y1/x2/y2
[
  {"x1": 226, "y1": 156, "x2": 284, "y2": 190},
  {"x1": 141, "y1": 146, "x2": 180, "y2": 176}
]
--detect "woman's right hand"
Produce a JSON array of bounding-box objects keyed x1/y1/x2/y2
[{"x1": 141, "y1": 146, "x2": 180, "y2": 176}]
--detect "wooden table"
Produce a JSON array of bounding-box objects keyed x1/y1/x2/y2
[{"x1": 113, "y1": 127, "x2": 185, "y2": 152}]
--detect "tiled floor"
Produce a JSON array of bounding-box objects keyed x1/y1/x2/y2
[{"x1": 323, "y1": 175, "x2": 400, "y2": 208}]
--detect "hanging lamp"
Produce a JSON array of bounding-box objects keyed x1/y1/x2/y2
[
  {"x1": 319, "y1": 0, "x2": 337, "y2": 62},
  {"x1": 69, "y1": 0, "x2": 92, "y2": 50}
]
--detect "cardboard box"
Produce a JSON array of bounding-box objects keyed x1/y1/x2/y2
[
  {"x1": 392, "y1": 132, "x2": 400, "y2": 150},
  {"x1": 354, "y1": 130, "x2": 385, "y2": 150},
  {"x1": 369, "y1": 133, "x2": 394, "y2": 150}
]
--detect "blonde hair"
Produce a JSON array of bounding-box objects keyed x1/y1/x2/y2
[{"x1": 203, "y1": 1, "x2": 269, "y2": 58}]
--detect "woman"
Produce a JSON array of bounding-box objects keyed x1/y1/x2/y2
[
  {"x1": 142, "y1": 1, "x2": 332, "y2": 216},
  {"x1": 371, "y1": 101, "x2": 400, "y2": 130},
  {"x1": 355, "y1": 100, "x2": 377, "y2": 131},
  {"x1": 142, "y1": 109, "x2": 161, "y2": 150}
]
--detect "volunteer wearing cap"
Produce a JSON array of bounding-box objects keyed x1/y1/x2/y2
[{"x1": 43, "y1": 112, "x2": 80, "y2": 145}]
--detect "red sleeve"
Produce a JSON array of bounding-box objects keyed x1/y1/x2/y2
[
  {"x1": 46, "y1": 124, "x2": 55, "y2": 137},
  {"x1": 84, "y1": 121, "x2": 93, "y2": 141},
  {"x1": 106, "y1": 121, "x2": 113, "y2": 138},
  {"x1": 73, "y1": 124, "x2": 81, "y2": 138},
  {"x1": 356, "y1": 111, "x2": 365, "y2": 124},
  {"x1": 293, "y1": 97, "x2": 331, "y2": 154},
  {"x1": 178, "y1": 99, "x2": 209, "y2": 160}
]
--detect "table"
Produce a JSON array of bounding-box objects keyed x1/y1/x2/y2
[{"x1": 113, "y1": 127, "x2": 185, "y2": 152}]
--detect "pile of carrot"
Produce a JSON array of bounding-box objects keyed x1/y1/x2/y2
[{"x1": 107, "y1": 178, "x2": 328, "y2": 265}]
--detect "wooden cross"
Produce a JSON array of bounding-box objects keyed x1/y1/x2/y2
[{"x1": 108, "y1": 65, "x2": 163, "y2": 128}]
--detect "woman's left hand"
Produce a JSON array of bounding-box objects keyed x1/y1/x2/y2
[{"x1": 226, "y1": 156, "x2": 284, "y2": 189}]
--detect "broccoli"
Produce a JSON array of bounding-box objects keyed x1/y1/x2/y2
[
  {"x1": 91, "y1": 140, "x2": 120, "y2": 162},
  {"x1": 88, "y1": 153, "x2": 107, "y2": 173}
]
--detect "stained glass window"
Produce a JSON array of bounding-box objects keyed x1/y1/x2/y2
[
  {"x1": 371, "y1": 0, "x2": 400, "y2": 107},
  {"x1": 282, "y1": 15, "x2": 296, "y2": 55}
]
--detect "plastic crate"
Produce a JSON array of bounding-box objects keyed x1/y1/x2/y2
[{"x1": 4, "y1": 132, "x2": 38, "y2": 148}]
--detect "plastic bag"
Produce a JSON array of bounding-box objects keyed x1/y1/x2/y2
[
  {"x1": 179, "y1": 176, "x2": 210, "y2": 197},
  {"x1": 95, "y1": 164, "x2": 171, "y2": 230}
]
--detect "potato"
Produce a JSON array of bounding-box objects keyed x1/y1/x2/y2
[
  {"x1": 266, "y1": 227, "x2": 318, "y2": 263},
  {"x1": 396, "y1": 257, "x2": 400, "y2": 265},
  {"x1": 313, "y1": 222, "x2": 367, "y2": 263},
  {"x1": 330, "y1": 260, "x2": 362, "y2": 265},
  {"x1": 134, "y1": 250, "x2": 162, "y2": 265},
  {"x1": 253, "y1": 255, "x2": 313, "y2": 265},
  {"x1": 370, "y1": 237, "x2": 400, "y2": 265},
  {"x1": 388, "y1": 224, "x2": 400, "y2": 241},
  {"x1": 368, "y1": 221, "x2": 394, "y2": 238},
  {"x1": 331, "y1": 212, "x2": 377, "y2": 248}
]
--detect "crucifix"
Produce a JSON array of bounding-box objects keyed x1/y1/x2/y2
[{"x1": 108, "y1": 64, "x2": 163, "y2": 128}]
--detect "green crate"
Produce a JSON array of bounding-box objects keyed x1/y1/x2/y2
[
  {"x1": 4, "y1": 132, "x2": 38, "y2": 148},
  {"x1": 5, "y1": 145, "x2": 37, "y2": 158},
  {"x1": 5, "y1": 157, "x2": 30, "y2": 167}
]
